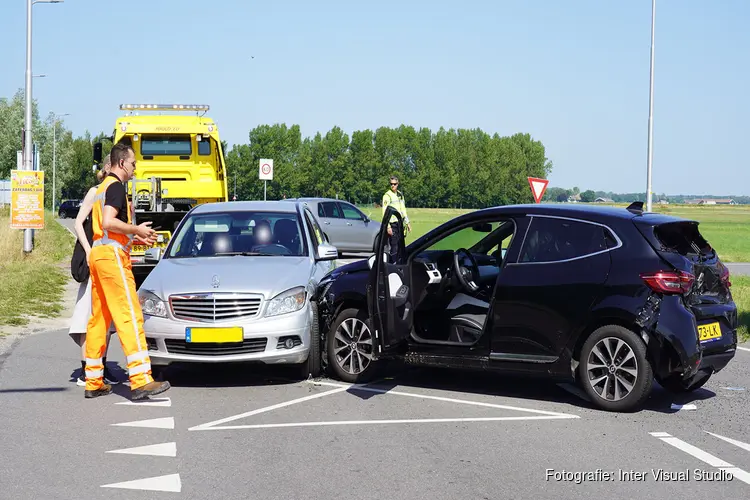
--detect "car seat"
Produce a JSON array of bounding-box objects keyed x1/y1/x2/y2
[{"x1": 274, "y1": 219, "x2": 300, "y2": 254}]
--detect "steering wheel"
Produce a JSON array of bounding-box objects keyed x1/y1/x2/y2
[{"x1": 453, "y1": 248, "x2": 481, "y2": 293}]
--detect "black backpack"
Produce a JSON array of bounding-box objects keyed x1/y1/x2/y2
[{"x1": 70, "y1": 216, "x2": 94, "y2": 283}]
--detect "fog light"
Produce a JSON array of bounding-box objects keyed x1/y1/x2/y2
[{"x1": 284, "y1": 338, "x2": 295, "y2": 349}]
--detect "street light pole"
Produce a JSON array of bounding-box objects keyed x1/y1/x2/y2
[
  {"x1": 23, "y1": 0, "x2": 63, "y2": 253},
  {"x1": 646, "y1": 0, "x2": 656, "y2": 213}
]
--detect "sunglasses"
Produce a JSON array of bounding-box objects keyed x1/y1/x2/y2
[{"x1": 390, "y1": 182, "x2": 398, "y2": 186}]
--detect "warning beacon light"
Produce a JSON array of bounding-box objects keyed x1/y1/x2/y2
[{"x1": 119, "y1": 104, "x2": 210, "y2": 111}]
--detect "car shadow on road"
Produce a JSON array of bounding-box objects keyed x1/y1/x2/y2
[
  {"x1": 150, "y1": 361, "x2": 306, "y2": 388},
  {"x1": 343, "y1": 363, "x2": 717, "y2": 414}
]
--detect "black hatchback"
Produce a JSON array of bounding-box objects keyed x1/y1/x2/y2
[
  {"x1": 314, "y1": 202, "x2": 738, "y2": 412},
  {"x1": 58, "y1": 199, "x2": 81, "y2": 219}
]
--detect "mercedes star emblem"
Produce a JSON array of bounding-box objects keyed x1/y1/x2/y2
[{"x1": 212, "y1": 275, "x2": 220, "y2": 288}]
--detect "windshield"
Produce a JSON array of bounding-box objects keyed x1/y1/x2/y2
[
  {"x1": 166, "y1": 211, "x2": 307, "y2": 258},
  {"x1": 140, "y1": 134, "x2": 192, "y2": 156}
]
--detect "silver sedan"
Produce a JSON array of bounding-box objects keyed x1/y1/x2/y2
[{"x1": 136, "y1": 200, "x2": 338, "y2": 379}]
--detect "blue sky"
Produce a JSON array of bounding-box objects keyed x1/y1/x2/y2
[{"x1": 1, "y1": 0, "x2": 747, "y2": 196}]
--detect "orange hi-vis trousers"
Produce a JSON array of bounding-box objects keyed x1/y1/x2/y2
[{"x1": 85, "y1": 244, "x2": 154, "y2": 391}]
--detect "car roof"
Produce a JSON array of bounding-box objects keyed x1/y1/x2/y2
[
  {"x1": 190, "y1": 200, "x2": 301, "y2": 215},
  {"x1": 472, "y1": 203, "x2": 692, "y2": 225}
]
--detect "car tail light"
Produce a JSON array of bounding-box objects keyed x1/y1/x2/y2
[
  {"x1": 640, "y1": 271, "x2": 695, "y2": 295},
  {"x1": 719, "y1": 264, "x2": 732, "y2": 288}
]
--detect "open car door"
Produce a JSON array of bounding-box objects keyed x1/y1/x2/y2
[{"x1": 368, "y1": 206, "x2": 413, "y2": 360}]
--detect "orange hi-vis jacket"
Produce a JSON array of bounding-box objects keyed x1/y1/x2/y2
[{"x1": 84, "y1": 175, "x2": 154, "y2": 391}]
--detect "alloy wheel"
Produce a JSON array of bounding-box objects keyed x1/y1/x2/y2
[
  {"x1": 585, "y1": 336, "x2": 638, "y2": 402},
  {"x1": 333, "y1": 317, "x2": 373, "y2": 375}
]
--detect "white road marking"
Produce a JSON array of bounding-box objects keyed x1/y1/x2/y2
[
  {"x1": 101, "y1": 473, "x2": 182, "y2": 492},
  {"x1": 106, "y1": 441, "x2": 177, "y2": 457},
  {"x1": 650, "y1": 432, "x2": 750, "y2": 485},
  {"x1": 705, "y1": 431, "x2": 750, "y2": 452},
  {"x1": 311, "y1": 379, "x2": 580, "y2": 418},
  {"x1": 190, "y1": 379, "x2": 580, "y2": 431},
  {"x1": 737, "y1": 346, "x2": 750, "y2": 352},
  {"x1": 194, "y1": 415, "x2": 578, "y2": 431},
  {"x1": 111, "y1": 417, "x2": 175, "y2": 429},
  {"x1": 188, "y1": 386, "x2": 349, "y2": 431},
  {"x1": 116, "y1": 397, "x2": 171, "y2": 407},
  {"x1": 670, "y1": 403, "x2": 697, "y2": 411}
]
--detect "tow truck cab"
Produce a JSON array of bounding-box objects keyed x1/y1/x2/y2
[{"x1": 93, "y1": 104, "x2": 229, "y2": 285}]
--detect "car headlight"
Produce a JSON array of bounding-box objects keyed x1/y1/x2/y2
[
  {"x1": 138, "y1": 290, "x2": 167, "y2": 318},
  {"x1": 265, "y1": 286, "x2": 307, "y2": 317}
]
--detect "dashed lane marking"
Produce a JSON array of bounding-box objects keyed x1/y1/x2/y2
[
  {"x1": 737, "y1": 346, "x2": 750, "y2": 352},
  {"x1": 650, "y1": 432, "x2": 750, "y2": 485},
  {"x1": 101, "y1": 473, "x2": 182, "y2": 492},
  {"x1": 106, "y1": 442, "x2": 177, "y2": 457},
  {"x1": 705, "y1": 431, "x2": 750, "y2": 453},
  {"x1": 116, "y1": 397, "x2": 171, "y2": 407},
  {"x1": 111, "y1": 417, "x2": 175, "y2": 429},
  {"x1": 189, "y1": 379, "x2": 579, "y2": 431}
]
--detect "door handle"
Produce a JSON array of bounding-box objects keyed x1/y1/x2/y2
[
  {"x1": 324, "y1": 221, "x2": 330, "y2": 225},
  {"x1": 346, "y1": 222, "x2": 352, "y2": 226}
]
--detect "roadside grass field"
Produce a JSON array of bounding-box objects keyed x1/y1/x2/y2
[
  {"x1": 0, "y1": 206, "x2": 74, "y2": 334},
  {"x1": 364, "y1": 204, "x2": 749, "y2": 342}
]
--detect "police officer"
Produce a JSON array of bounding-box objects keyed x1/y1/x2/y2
[{"x1": 382, "y1": 175, "x2": 411, "y2": 263}]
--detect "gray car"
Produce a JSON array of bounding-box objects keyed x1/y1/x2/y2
[
  {"x1": 290, "y1": 197, "x2": 381, "y2": 254},
  {"x1": 136, "y1": 200, "x2": 338, "y2": 379}
]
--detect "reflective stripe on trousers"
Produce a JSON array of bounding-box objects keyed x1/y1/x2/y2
[{"x1": 85, "y1": 244, "x2": 153, "y2": 391}]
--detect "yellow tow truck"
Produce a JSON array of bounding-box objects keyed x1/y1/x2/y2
[{"x1": 93, "y1": 103, "x2": 229, "y2": 286}]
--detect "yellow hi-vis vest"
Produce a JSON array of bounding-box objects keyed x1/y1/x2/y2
[{"x1": 382, "y1": 189, "x2": 409, "y2": 225}]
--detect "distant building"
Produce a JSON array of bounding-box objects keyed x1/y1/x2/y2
[
  {"x1": 687, "y1": 198, "x2": 736, "y2": 205},
  {"x1": 567, "y1": 193, "x2": 581, "y2": 203},
  {"x1": 594, "y1": 197, "x2": 614, "y2": 203}
]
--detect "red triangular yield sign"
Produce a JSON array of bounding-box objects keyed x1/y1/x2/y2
[{"x1": 528, "y1": 177, "x2": 549, "y2": 204}]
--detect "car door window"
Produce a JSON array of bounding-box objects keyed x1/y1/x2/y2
[
  {"x1": 339, "y1": 203, "x2": 364, "y2": 221},
  {"x1": 519, "y1": 217, "x2": 608, "y2": 263},
  {"x1": 319, "y1": 202, "x2": 342, "y2": 218}
]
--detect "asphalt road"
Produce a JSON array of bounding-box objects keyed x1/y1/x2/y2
[{"x1": 2, "y1": 327, "x2": 750, "y2": 499}]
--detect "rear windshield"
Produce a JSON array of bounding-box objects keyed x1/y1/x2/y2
[{"x1": 653, "y1": 222, "x2": 713, "y2": 256}]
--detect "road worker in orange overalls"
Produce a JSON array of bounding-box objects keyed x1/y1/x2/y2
[{"x1": 84, "y1": 142, "x2": 171, "y2": 400}]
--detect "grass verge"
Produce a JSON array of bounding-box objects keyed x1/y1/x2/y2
[
  {"x1": 731, "y1": 276, "x2": 750, "y2": 343},
  {"x1": 0, "y1": 206, "x2": 74, "y2": 334}
]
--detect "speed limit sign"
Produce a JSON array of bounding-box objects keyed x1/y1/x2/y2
[{"x1": 259, "y1": 159, "x2": 274, "y2": 180}]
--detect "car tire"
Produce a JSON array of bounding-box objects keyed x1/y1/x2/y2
[
  {"x1": 325, "y1": 307, "x2": 379, "y2": 384},
  {"x1": 295, "y1": 301, "x2": 322, "y2": 380},
  {"x1": 577, "y1": 325, "x2": 653, "y2": 412},
  {"x1": 59, "y1": 210, "x2": 66, "y2": 219}
]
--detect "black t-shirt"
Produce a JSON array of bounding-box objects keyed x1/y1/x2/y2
[{"x1": 104, "y1": 173, "x2": 129, "y2": 223}]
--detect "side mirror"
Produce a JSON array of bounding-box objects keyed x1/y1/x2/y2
[
  {"x1": 316, "y1": 243, "x2": 339, "y2": 261},
  {"x1": 93, "y1": 142, "x2": 103, "y2": 164},
  {"x1": 144, "y1": 247, "x2": 162, "y2": 263}
]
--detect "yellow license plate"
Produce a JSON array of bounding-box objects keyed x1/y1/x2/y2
[
  {"x1": 186, "y1": 327, "x2": 243, "y2": 343},
  {"x1": 698, "y1": 322, "x2": 722, "y2": 342},
  {"x1": 132, "y1": 243, "x2": 167, "y2": 254}
]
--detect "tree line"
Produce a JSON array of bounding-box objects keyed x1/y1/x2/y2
[{"x1": 2, "y1": 88, "x2": 555, "y2": 210}]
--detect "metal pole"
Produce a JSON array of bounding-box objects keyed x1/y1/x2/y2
[
  {"x1": 264, "y1": 180, "x2": 267, "y2": 201},
  {"x1": 23, "y1": 0, "x2": 33, "y2": 253},
  {"x1": 646, "y1": 0, "x2": 656, "y2": 213}
]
